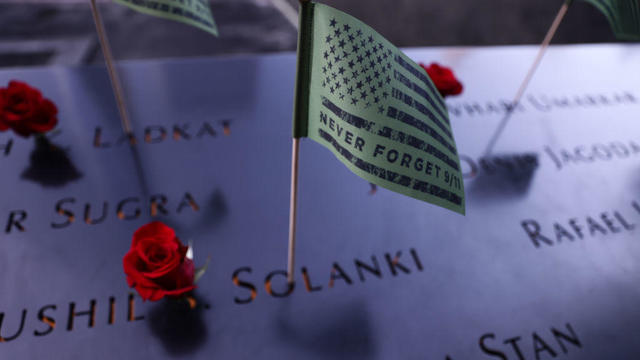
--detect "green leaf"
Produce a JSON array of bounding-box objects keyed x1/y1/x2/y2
[{"x1": 194, "y1": 256, "x2": 211, "y2": 284}]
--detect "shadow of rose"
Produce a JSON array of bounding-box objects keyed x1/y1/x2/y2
[
  {"x1": 147, "y1": 293, "x2": 210, "y2": 356},
  {"x1": 20, "y1": 136, "x2": 82, "y2": 187}
]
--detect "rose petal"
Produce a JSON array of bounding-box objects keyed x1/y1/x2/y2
[
  {"x1": 139, "y1": 253, "x2": 181, "y2": 278},
  {"x1": 0, "y1": 80, "x2": 58, "y2": 137},
  {"x1": 123, "y1": 221, "x2": 197, "y2": 302},
  {"x1": 420, "y1": 62, "x2": 463, "y2": 98},
  {"x1": 134, "y1": 237, "x2": 181, "y2": 274},
  {"x1": 131, "y1": 221, "x2": 176, "y2": 247},
  {"x1": 161, "y1": 285, "x2": 197, "y2": 298}
]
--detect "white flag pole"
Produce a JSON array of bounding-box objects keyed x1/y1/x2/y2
[
  {"x1": 89, "y1": 0, "x2": 133, "y2": 136},
  {"x1": 287, "y1": 137, "x2": 301, "y2": 284},
  {"x1": 484, "y1": 0, "x2": 573, "y2": 155},
  {"x1": 287, "y1": 0, "x2": 309, "y2": 285}
]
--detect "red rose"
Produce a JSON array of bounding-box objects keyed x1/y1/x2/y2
[
  {"x1": 0, "y1": 80, "x2": 58, "y2": 137},
  {"x1": 420, "y1": 63, "x2": 463, "y2": 97},
  {"x1": 123, "y1": 222, "x2": 196, "y2": 301}
]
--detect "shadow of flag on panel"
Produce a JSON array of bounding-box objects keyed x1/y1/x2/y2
[
  {"x1": 293, "y1": 2, "x2": 465, "y2": 214},
  {"x1": 112, "y1": 0, "x2": 219, "y2": 37}
]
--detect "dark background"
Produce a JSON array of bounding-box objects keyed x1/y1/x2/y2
[{"x1": 0, "y1": 0, "x2": 616, "y2": 67}]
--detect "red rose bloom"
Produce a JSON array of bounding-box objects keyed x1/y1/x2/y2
[
  {"x1": 420, "y1": 63, "x2": 463, "y2": 97},
  {"x1": 123, "y1": 222, "x2": 196, "y2": 301},
  {"x1": 0, "y1": 80, "x2": 58, "y2": 137}
]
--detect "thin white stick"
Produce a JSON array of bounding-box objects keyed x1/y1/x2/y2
[
  {"x1": 484, "y1": 1, "x2": 571, "y2": 156},
  {"x1": 89, "y1": 0, "x2": 133, "y2": 135},
  {"x1": 286, "y1": 0, "x2": 310, "y2": 284},
  {"x1": 287, "y1": 138, "x2": 300, "y2": 284}
]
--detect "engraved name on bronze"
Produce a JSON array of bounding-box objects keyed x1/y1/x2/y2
[
  {"x1": 93, "y1": 120, "x2": 232, "y2": 148},
  {"x1": 447, "y1": 91, "x2": 637, "y2": 118},
  {"x1": 231, "y1": 248, "x2": 424, "y2": 304},
  {"x1": 3, "y1": 192, "x2": 202, "y2": 235},
  {"x1": 477, "y1": 323, "x2": 581, "y2": 360},
  {"x1": 0, "y1": 293, "x2": 147, "y2": 343},
  {"x1": 522, "y1": 201, "x2": 640, "y2": 248}
]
